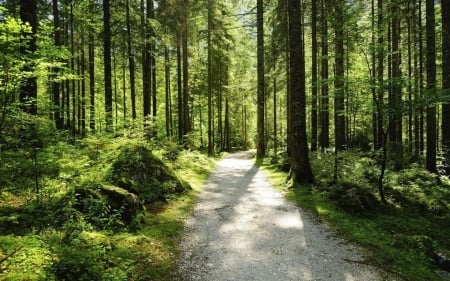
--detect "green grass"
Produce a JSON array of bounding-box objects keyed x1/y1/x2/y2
[{"x1": 260, "y1": 153, "x2": 450, "y2": 281}]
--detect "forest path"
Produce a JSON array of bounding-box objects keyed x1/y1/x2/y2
[{"x1": 177, "y1": 151, "x2": 382, "y2": 281}]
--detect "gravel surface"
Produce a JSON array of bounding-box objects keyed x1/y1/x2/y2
[{"x1": 178, "y1": 151, "x2": 383, "y2": 281}]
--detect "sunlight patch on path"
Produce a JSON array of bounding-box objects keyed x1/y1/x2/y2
[{"x1": 178, "y1": 151, "x2": 382, "y2": 281}]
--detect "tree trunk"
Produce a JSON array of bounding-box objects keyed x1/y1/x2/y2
[
  {"x1": 207, "y1": 0, "x2": 213, "y2": 154},
  {"x1": 426, "y1": 0, "x2": 437, "y2": 172},
  {"x1": 376, "y1": 0, "x2": 384, "y2": 150},
  {"x1": 391, "y1": 2, "x2": 403, "y2": 169},
  {"x1": 143, "y1": 0, "x2": 151, "y2": 121},
  {"x1": 177, "y1": 35, "x2": 183, "y2": 142},
  {"x1": 89, "y1": 0, "x2": 95, "y2": 131},
  {"x1": 442, "y1": 0, "x2": 450, "y2": 174},
  {"x1": 320, "y1": 0, "x2": 330, "y2": 150},
  {"x1": 334, "y1": 0, "x2": 345, "y2": 151},
  {"x1": 311, "y1": 0, "x2": 318, "y2": 152},
  {"x1": 182, "y1": 0, "x2": 190, "y2": 135},
  {"x1": 287, "y1": 0, "x2": 314, "y2": 184},
  {"x1": 165, "y1": 46, "x2": 172, "y2": 137},
  {"x1": 256, "y1": 0, "x2": 265, "y2": 158},
  {"x1": 103, "y1": 0, "x2": 113, "y2": 132},
  {"x1": 19, "y1": 0, "x2": 38, "y2": 115},
  {"x1": 52, "y1": 0, "x2": 63, "y2": 129},
  {"x1": 126, "y1": 0, "x2": 137, "y2": 121}
]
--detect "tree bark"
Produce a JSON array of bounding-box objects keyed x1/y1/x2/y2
[
  {"x1": 19, "y1": 0, "x2": 38, "y2": 115},
  {"x1": 311, "y1": 0, "x2": 318, "y2": 152},
  {"x1": 287, "y1": 0, "x2": 314, "y2": 184},
  {"x1": 320, "y1": 0, "x2": 330, "y2": 150},
  {"x1": 425, "y1": 0, "x2": 437, "y2": 172},
  {"x1": 334, "y1": 0, "x2": 346, "y2": 151},
  {"x1": 126, "y1": 0, "x2": 137, "y2": 121},
  {"x1": 256, "y1": 0, "x2": 265, "y2": 158},
  {"x1": 103, "y1": 0, "x2": 113, "y2": 132},
  {"x1": 442, "y1": 0, "x2": 450, "y2": 174}
]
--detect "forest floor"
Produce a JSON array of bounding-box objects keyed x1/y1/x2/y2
[{"x1": 177, "y1": 151, "x2": 386, "y2": 281}]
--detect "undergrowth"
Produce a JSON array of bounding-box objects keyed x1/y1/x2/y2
[
  {"x1": 261, "y1": 151, "x2": 450, "y2": 281},
  {"x1": 0, "y1": 134, "x2": 217, "y2": 281}
]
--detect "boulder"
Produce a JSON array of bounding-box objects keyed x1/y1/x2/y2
[{"x1": 98, "y1": 184, "x2": 141, "y2": 223}]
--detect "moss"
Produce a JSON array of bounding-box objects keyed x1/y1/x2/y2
[{"x1": 107, "y1": 145, "x2": 189, "y2": 203}]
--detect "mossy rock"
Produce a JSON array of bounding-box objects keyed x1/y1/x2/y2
[
  {"x1": 98, "y1": 184, "x2": 142, "y2": 223},
  {"x1": 337, "y1": 187, "x2": 379, "y2": 214},
  {"x1": 107, "y1": 145, "x2": 189, "y2": 203}
]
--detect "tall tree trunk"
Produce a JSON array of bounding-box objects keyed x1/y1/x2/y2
[
  {"x1": 182, "y1": 0, "x2": 190, "y2": 135},
  {"x1": 376, "y1": 0, "x2": 384, "y2": 150},
  {"x1": 52, "y1": 0, "x2": 63, "y2": 129},
  {"x1": 311, "y1": 0, "x2": 318, "y2": 152},
  {"x1": 150, "y1": 0, "x2": 157, "y2": 120},
  {"x1": 89, "y1": 0, "x2": 95, "y2": 131},
  {"x1": 19, "y1": 0, "x2": 38, "y2": 115},
  {"x1": 80, "y1": 35, "x2": 86, "y2": 136},
  {"x1": 443, "y1": 0, "x2": 450, "y2": 174},
  {"x1": 320, "y1": 0, "x2": 329, "y2": 150},
  {"x1": 288, "y1": 0, "x2": 314, "y2": 184},
  {"x1": 70, "y1": 2, "x2": 76, "y2": 138},
  {"x1": 391, "y1": 2, "x2": 403, "y2": 169},
  {"x1": 177, "y1": 35, "x2": 183, "y2": 142},
  {"x1": 371, "y1": 0, "x2": 378, "y2": 149},
  {"x1": 165, "y1": 46, "x2": 172, "y2": 137},
  {"x1": 334, "y1": 0, "x2": 345, "y2": 151},
  {"x1": 256, "y1": 0, "x2": 265, "y2": 158},
  {"x1": 425, "y1": 0, "x2": 436, "y2": 172},
  {"x1": 103, "y1": 0, "x2": 113, "y2": 132},
  {"x1": 143, "y1": 0, "x2": 151, "y2": 122},
  {"x1": 407, "y1": 1, "x2": 413, "y2": 154},
  {"x1": 125, "y1": 0, "x2": 137, "y2": 121},
  {"x1": 207, "y1": 0, "x2": 213, "y2": 154}
]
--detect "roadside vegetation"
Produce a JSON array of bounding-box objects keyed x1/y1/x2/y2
[
  {"x1": 260, "y1": 151, "x2": 450, "y2": 281},
  {"x1": 0, "y1": 133, "x2": 217, "y2": 281}
]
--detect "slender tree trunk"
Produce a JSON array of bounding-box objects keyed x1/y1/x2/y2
[
  {"x1": 177, "y1": 35, "x2": 183, "y2": 142},
  {"x1": 125, "y1": 0, "x2": 137, "y2": 121},
  {"x1": 320, "y1": 0, "x2": 330, "y2": 150},
  {"x1": 182, "y1": 0, "x2": 190, "y2": 135},
  {"x1": 89, "y1": 0, "x2": 95, "y2": 131},
  {"x1": 149, "y1": 0, "x2": 157, "y2": 120},
  {"x1": 165, "y1": 46, "x2": 172, "y2": 137},
  {"x1": 407, "y1": 2, "x2": 413, "y2": 154},
  {"x1": 256, "y1": 0, "x2": 265, "y2": 158},
  {"x1": 70, "y1": 2, "x2": 76, "y2": 138},
  {"x1": 287, "y1": 0, "x2": 314, "y2": 184},
  {"x1": 334, "y1": 0, "x2": 345, "y2": 151},
  {"x1": 311, "y1": 0, "x2": 318, "y2": 152},
  {"x1": 103, "y1": 0, "x2": 113, "y2": 132},
  {"x1": 52, "y1": 0, "x2": 63, "y2": 129},
  {"x1": 80, "y1": 35, "x2": 86, "y2": 136},
  {"x1": 391, "y1": 2, "x2": 403, "y2": 169},
  {"x1": 19, "y1": 0, "x2": 38, "y2": 115},
  {"x1": 425, "y1": 0, "x2": 437, "y2": 172},
  {"x1": 442, "y1": 0, "x2": 450, "y2": 174},
  {"x1": 143, "y1": 0, "x2": 151, "y2": 121},
  {"x1": 376, "y1": 0, "x2": 384, "y2": 150},
  {"x1": 207, "y1": 0, "x2": 213, "y2": 154},
  {"x1": 371, "y1": 0, "x2": 378, "y2": 149}
]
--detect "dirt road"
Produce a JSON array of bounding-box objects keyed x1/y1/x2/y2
[{"x1": 178, "y1": 151, "x2": 383, "y2": 281}]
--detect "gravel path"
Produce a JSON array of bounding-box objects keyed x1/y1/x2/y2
[{"x1": 178, "y1": 151, "x2": 383, "y2": 281}]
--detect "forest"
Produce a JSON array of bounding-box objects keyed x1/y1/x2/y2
[{"x1": 0, "y1": 0, "x2": 450, "y2": 280}]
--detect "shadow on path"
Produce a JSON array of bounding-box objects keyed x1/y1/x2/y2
[{"x1": 178, "y1": 151, "x2": 381, "y2": 281}]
